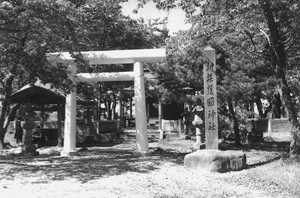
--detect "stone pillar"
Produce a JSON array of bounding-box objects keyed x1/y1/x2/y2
[
  {"x1": 158, "y1": 101, "x2": 165, "y2": 140},
  {"x1": 61, "y1": 65, "x2": 78, "y2": 156},
  {"x1": 203, "y1": 46, "x2": 218, "y2": 150},
  {"x1": 158, "y1": 101, "x2": 163, "y2": 130},
  {"x1": 57, "y1": 104, "x2": 63, "y2": 147},
  {"x1": 178, "y1": 118, "x2": 184, "y2": 138},
  {"x1": 268, "y1": 118, "x2": 272, "y2": 133},
  {"x1": 195, "y1": 127, "x2": 202, "y2": 144},
  {"x1": 129, "y1": 97, "x2": 133, "y2": 118},
  {"x1": 134, "y1": 61, "x2": 149, "y2": 154},
  {"x1": 118, "y1": 91, "x2": 123, "y2": 131},
  {"x1": 97, "y1": 100, "x2": 101, "y2": 134}
]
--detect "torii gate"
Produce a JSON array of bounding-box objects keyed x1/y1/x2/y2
[{"x1": 47, "y1": 49, "x2": 166, "y2": 156}]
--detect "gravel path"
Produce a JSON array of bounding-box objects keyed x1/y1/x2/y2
[{"x1": 0, "y1": 131, "x2": 296, "y2": 198}]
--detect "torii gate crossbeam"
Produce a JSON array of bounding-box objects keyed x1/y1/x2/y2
[{"x1": 48, "y1": 49, "x2": 166, "y2": 156}]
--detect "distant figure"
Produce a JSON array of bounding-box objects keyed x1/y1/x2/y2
[
  {"x1": 181, "y1": 107, "x2": 192, "y2": 135},
  {"x1": 14, "y1": 117, "x2": 23, "y2": 145}
]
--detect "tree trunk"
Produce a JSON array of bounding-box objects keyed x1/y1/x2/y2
[
  {"x1": 111, "y1": 94, "x2": 116, "y2": 120},
  {"x1": 0, "y1": 103, "x2": 20, "y2": 149},
  {"x1": 260, "y1": 0, "x2": 300, "y2": 156},
  {"x1": 0, "y1": 74, "x2": 15, "y2": 149},
  {"x1": 106, "y1": 100, "x2": 112, "y2": 120},
  {"x1": 4, "y1": 104, "x2": 20, "y2": 130},
  {"x1": 254, "y1": 93, "x2": 264, "y2": 118},
  {"x1": 118, "y1": 91, "x2": 123, "y2": 127},
  {"x1": 227, "y1": 98, "x2": 241, "y2": 147},
  {"x1": 273, "y1": 92, "x2": 282, "y2": 118}
]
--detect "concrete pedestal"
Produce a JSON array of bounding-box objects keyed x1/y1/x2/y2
[{"x1": 60, "y1": 150, "x2": 78, "y2": 156}]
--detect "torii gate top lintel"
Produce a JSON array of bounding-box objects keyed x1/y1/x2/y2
[{"x1": 48, "y1": 48, "x2": 166, "y2": 65}]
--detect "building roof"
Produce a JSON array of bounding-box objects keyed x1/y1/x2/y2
[
  {"x1": 10, "y1": 84, "x2": 65, "y2": 104},
  {"x1": 10, "y1": 82, "x2": 94, "y2": 105}
]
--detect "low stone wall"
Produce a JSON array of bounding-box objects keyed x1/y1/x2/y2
[
  {"x1": 246, "y1": 118, "x2": 292, "y2": 133},
  {"x1": 43, "y1": 120, "x2": 121, "y2": 133},
  {"x1": 246, "y1": 119, "x2": 268, "y2": 133},
  {"x1": 98, "y1": 120, "x2": 122, "y2": 133},
  {"x1": 5, "y1": 120, "x2": 121, "y2": 145},
  {"x1": 270, "y1": 119, "x2": 292, "y2": 133},
  {"x1": 160, "y1": 119, "x2": 185, "y2": 140},
  {"x1": 162, "y1": 119, "x2": 183, "y2": 132}
]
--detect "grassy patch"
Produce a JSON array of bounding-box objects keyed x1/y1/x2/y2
[{"x1": 247, "y1": 155, "x2": 300, "y2": 197}]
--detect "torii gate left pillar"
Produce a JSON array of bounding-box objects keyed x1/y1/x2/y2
[
  {"x1": 47, "y1": 49, "x2": 166, "y2": 156},
  {"x1": 60, "y1": 65, "x2": 78, "y2": 156}
]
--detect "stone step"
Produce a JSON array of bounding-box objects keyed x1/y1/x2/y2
[{"x1": 118, "y1": 131, "x2": 160, "y2": 141}]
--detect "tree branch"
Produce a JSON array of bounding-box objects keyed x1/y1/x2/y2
[{"x1": 259, "y1": 28, "x2": 271, "y2": 45}]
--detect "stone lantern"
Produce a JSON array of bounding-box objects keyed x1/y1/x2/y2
[{"x1": 21, "y1": 103, "x2": 38, "y2": 155}]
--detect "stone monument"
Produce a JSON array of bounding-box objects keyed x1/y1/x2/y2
[
  {"x1": 184, "y1": 47, "x2": 247, "y2": 172},
  {"x1": 203, "y1": 46, "x2": 219, "y2": 150}
]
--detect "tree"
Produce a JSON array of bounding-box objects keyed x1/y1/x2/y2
[
  {"x1": 142, "y1": 1, "x2": 260, "y2": 145},
  {"x1": 143, "y1": 0, "x2": 300, "y2": 155},
  {"x1": 258, "y1": 0, "x2": 300, "y2": 155},
  {"x1": 146, "y1": 25, "x2": 256, "y2": 145},
  {"x1": 0, "y1": 0, "x2": 80, "y2": 149},
  {"x1": 0, "y1": 0, "x2": 167, "y2": 149},
  {"x1": 74, "y1": 14, "x2": 168, "y2": 120}
]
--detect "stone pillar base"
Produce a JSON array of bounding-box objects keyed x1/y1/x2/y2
[
  {"x1": 132, "y1": 150, "x2": 150, "y2": 157},
  {"x1": 60, "y1": 150, "x2": 78, "y2": 156},
  {"x1": 193, "y1": 142, "x2": 206, "y2": 150},
  {"x1": 158, "y1": 129, "x2": 165, "y2": 140},
  {"x1": 24, "y1": 145, "x2": 39, "y2": 156}
]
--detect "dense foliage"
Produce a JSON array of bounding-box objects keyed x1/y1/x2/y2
[
  {"x1": 0, "y1": 0, "x2": 167, "y2": 149},
  {"x1": 143, "y1": 0, "x2": 300, "y2": 150}
]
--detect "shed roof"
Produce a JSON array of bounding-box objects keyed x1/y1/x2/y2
[
  {"x1": 10, "y1": 83, "x2": 94, "y2": 105},
  {"x1": 10, "y1": 84, "x2": 65, "y2": 104}
]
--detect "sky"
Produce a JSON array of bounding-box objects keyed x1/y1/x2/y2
[{"x1": 121, "y1": 0, "x2": 191, "y2": 35}]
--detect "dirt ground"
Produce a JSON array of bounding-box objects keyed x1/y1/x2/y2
[{"x1": 0, "y1": 129, "x2": 297, "y2": 198}]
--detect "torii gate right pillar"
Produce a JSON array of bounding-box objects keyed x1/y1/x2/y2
[{"x1": 134, "y1": 61, "x2": 149, "y2": 153}]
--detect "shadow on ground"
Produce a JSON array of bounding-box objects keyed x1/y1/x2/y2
[
  {"x1": 0, "y1": 146, "x2": 185, "y2": 183},
  {"x1": 219, "y1": 141, "x2": 290, "y2": 152},
  {"x1": 0, "y1": 131, "x2": 290, "y2": 184},
  {"x1": 246, "y1": 155, "x2": 282, "y2": 169}
]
